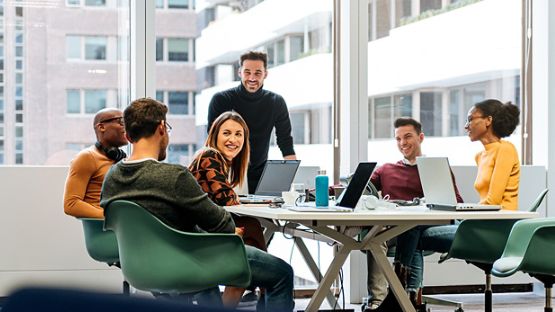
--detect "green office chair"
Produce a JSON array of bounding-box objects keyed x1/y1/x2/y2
[
  {"x1": 80, "y1": 218, "x2": 130, "y2": 295},
  {"x1": 104, "y1": 200, "x2": 251, "y2": 298},
  {"x1": 492, "y1": 218, "x2": 555, "y2": 312},
  {"x1": 439, "y1": 188, "x2": 548, "y2": 312}
]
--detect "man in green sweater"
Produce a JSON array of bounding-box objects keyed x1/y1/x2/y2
[{"x1": 100, "y1": 98, "x2": 294, "y2": 311}]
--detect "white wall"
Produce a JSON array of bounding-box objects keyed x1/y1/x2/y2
[{"x1": 0, "y1": 166, "x2": 124, "y2": 296}]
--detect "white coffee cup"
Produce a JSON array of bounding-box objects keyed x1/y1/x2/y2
[{"x1": 282, "y1": 191, "x2": 299, "y2": 205}]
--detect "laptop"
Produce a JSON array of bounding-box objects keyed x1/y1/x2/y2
[
  {"x1": 239, "y1": 160, "x2": 301, "y2": 204},
  {"x1": 293, "y1": 166, "x2": 320, "y2": 190},
  {"x1": 416, "y1": 157, "x2": 502, "y2": 211},
  {"x1": 287, "y1": 162, "x2": 377, "y2": 212}
]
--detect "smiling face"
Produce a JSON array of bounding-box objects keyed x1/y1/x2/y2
[
  {"x1": 239, "y1": 59, "x2": 267, "y2": 93},
  {"x1": 465, "y1": 107, "x2": 491, "y2": 142},
  {"x1": 394, "y1": 124, "x2": 423, "y2": 163},
  {"x1": 216, "y1": 119, "x2": 245, "y2": 161}
]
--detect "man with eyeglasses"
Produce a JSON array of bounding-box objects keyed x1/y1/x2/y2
[
  {"x1": 63, "y1": 108, "x2": 128, "y2": 218},
  {"x1": 207, "y1": 50, "x2": 296, "y2": 194},
  {"x1": 100, "y1": 98, "x2": 294, "y2": 311}
]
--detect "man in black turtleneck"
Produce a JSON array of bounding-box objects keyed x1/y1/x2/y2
[{"x1": 208, "y1": 51, "x2": 297, "y2": 194}]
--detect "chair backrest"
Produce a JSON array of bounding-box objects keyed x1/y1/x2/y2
[
  {"x1": 104, "y1": 200, "x2": 251, "y2": 294},
  {"x1": 528, "y1": 189, "x2": 549, "y2": 212},
  {"x1": 80, "y1": 218, "x2": 119, "y2": 265}
]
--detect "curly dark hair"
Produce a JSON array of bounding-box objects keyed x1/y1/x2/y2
[
  {"x1": 474, "y1": 99, "x2": 520, "y2": 138},
  {"x1": 124, "y1": 98, "x2": 168, "y2": 143}
]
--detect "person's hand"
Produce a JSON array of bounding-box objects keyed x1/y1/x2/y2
[{"x1": 235, "y1": 227, "x2": 244, "y2": 237}]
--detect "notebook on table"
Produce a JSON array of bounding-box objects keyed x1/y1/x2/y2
[
  {"x1": 416, "y1": 157, "x2": 502, "y2": 211},
  {"x1": 287, "y1": 162, "x2": 377, "y2": 212},
  {"x1": 239, "y1": 160, "x2": 301, "y2": 204}
]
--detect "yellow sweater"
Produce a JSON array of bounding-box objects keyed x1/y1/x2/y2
[{"x1": 474, "y1": 140, "x2": 520, "y2": 210}]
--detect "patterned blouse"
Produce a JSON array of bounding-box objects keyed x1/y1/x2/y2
[{"x1": 189, "y1": 148, "x2": 240, "y2": 206}]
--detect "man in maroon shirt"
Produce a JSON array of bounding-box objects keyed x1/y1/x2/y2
[{"x1": 365, "y1": 117, "x2": 463, "y2": 312}]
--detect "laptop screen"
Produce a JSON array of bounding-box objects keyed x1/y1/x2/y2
[
  {"x1": 255, "y1": 160, "x2": 301, "y2": 196},
  {"x1": 336, "y1": 162, "x2": 377, "y2": 208},
  {"x1": 416, "y1": 157, "x2": 458, "y2": 205}
]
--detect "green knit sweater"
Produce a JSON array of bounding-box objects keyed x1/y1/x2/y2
[{"x1": 100, "y1": 159, "x2": 235, "y2": 233}]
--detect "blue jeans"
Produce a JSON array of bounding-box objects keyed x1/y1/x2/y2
[
  {"x1": 195, "y1": 245, "x2": 294, "y2": 312},
  {"x1": 395, "y1": 225, "x2": 458, "y2": 291},
  {"x1": 247, "y1": 245, "x2": 294, "y2": 312}
]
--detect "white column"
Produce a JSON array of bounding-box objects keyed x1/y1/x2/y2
[
  {"x1": 532, "y1": 0, "x2": 554, "y2": 216},
  {"x1": 130, "y1": 0, "x2": 156, "y2": 99},
  {"x1": 341, "y1": 0, "x2": 369, "y2": 304}
]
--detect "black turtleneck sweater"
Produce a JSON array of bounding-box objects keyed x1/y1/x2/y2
[{"x1": 208, "y1": 84, "x2": 295, "y2": 193}]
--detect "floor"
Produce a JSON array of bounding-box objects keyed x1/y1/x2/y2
[{"x1": 291, "y1": 292, "x2": 548, "y2": 311}]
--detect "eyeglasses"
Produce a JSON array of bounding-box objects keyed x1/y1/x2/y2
[
  {"x1": 97, "y1": 116, "x2": 124, "y2": 126},
  {"x1": 465, "y1": 115, "x2": 487, "y2": 125},
  {"x1": 165, "y1": 121, "x2": 172, "y2": 135}
]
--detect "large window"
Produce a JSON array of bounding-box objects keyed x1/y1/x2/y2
[
  {"x1": 66, "y1": 35, "x2": 109, "y2": 61},
  {"x1": 0, "y1": 2, "x2": 130, "y2": 165},
  {"x1": 156, "y1": 37, "x2": 194, "y2": 62},
  {"x1": 367, "y1": 0, "x2": 522, "y2": 164}
]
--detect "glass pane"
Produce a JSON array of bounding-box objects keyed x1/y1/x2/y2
[
  {"x1": 67, "y1": 0, "x2": 81, "y2": 5},
  {"x1": 67, "y1": 89, "x2": 81, "y2": 114},
  {"x1": 85, "y1": 0, "x2": 106, "y2": 6},
  {"x1": 168, "y1": 0, "x2": 188, "y2": 9},
  {"x1": 156, "y1": 38, "x2": 164, "y2": 61},
  {"x1": 168, "y1": 91, "x2": 188, "y2": 114},
  {"x1": 167, "y1": 38, "x2": 188, "y2": 61},
  {"x1": 419, "y1": 92, "x2": 442, "y2": 136},
  {"x1": 84, "y1": 90, "x2": 107, "y2": 114},
  {"x1": 191, "y1": 0, "x2": 334, "y2": 287},
  {"x1": 156, "y1": 0, "x2": 164, "y2": 8},
  {"x1": 167, "y1": 144, "x2": 189, "y2": 165},
  {"x1": 66, "y1": 35, "x2": 81, "y2": 59},
  {"x1": 84, "y1": 36, "x2": 107, "y2": 60},
  {"x1": 156, "y1": 90, "x2": 164, "y2": 102},
  {"x1": 368, "y1": 0, "x2": 522, "y2": 164}
]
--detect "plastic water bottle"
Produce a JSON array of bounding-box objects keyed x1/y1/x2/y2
[{"x1": 315, "y1": 170, "x2": 329, "y2": 207}]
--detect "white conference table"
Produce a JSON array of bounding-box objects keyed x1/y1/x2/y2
[{"x1": 226, "y1": 205, "x2": 537, "y2": 312}]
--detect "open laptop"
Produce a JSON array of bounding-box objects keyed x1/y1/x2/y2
[
  {"x1": 293, "y1": 166, "x2": 320, "y2": 190},
  {"x1": 287, "y1": 162, "x2": 377, "y2": 212},
  {"x1": 416, "y1": 157, "x2": 502, "y2": 211},
  {"x1": 239, "y1": 160, "x2": 301, "y2": 204}
]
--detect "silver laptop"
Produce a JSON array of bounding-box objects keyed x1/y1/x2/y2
[
  {"x1": 239, "y1": 160, "x2": 301, "y2": 204},
  {"x1": 293, "y1": 166, "x2": 320, "y2": 190},
  {"x1": 287, "y1": 162, "x2": 377, "y2": 212},
  {"x1": 416, "y1": 157, "x2": 501, "y2": 211}
]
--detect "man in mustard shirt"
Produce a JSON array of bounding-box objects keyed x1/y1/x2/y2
[{"x1": 63, "y1": 108, "x2": 128, "y2": 218}]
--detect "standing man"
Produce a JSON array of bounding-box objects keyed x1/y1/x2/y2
[
  {"x1": 63, "y1": 108, "x2": 128, "y2": 218},
  {"x1": 101, "y1": 98, "x2": 294, "y2": 311},
  {"x1": 208, "y1": 51, "x2": 296, "y2": 194},
  {"x1": 365, "y1": 117, "x2": 463, "y2": 312}
]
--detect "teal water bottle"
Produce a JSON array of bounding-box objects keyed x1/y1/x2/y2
[{"x1": 315, "y1": 170, "x2": 329, "y2": 207}]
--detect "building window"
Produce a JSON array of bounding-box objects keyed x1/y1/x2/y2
[
  {"x1": 168, "y1": 0, "x2": 189, "y2": 9},
  {"x1": 66, "y1": 0, "x2": 80, "y2": 6},
  {"x1": 168, "y1": 91, "x2": 188, "y2": 114},
  {"x1": 67, "y1": 89, "x2": 109, "y2": 114},
  {"x1": 419, "y1": 92, "x2": 442, "y2": 137},
  {"x1": 290, "y1": 111, "x2": 307, "y2": 144},
  {"x1": 66, "y1": 36, "x2": 81, "y2": 59},
  {"x1": 66, "y1": 35, "x2": 109, "y2": 61},
  {"x1": 289, "y1": 35, "x2": 304, "y2": 61},
  {"x1": 156, "y1": 38, "x2": 164, "y2": 61},
  {"x1": 85, "y1": 90, "x2": 107, "y2": 113},
  {"x1": 85, "y1": 0, "x2": 106, "y2": 6},
  {"x1": 67, "y1": 89, "x2": 81, "y2": 114},
  {"x1": 85, "y1": 36, "x2": 107, "y2": 60},
  {"x1": 167, "y1": 38, "x2": 188, "y2": 62},
  {"x1": 167, "y1": 144, "x2": 190, "y2": 165}
]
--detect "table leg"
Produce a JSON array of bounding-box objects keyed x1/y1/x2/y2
[
  {"x1": 294, "y1": 237, "x2": 337, "y2": 307},
  {"x1": 305, "y1": 243, "x2": 352, "y2": 312}
]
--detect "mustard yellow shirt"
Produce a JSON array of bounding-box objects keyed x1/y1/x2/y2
[
  {"x1": 63, "y1": 145, "x2": 114, "y2": 218},
  {"x1": 474, "y1": 140, "x2": 520, "y2": 210}
]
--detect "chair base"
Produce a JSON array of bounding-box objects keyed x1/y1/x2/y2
[{"x1": 422, "y1": 294, "x2": 463, "y2": 311}]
